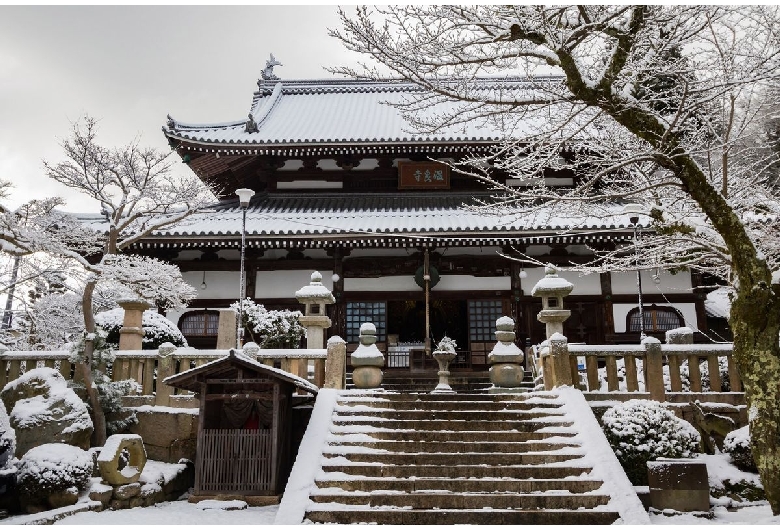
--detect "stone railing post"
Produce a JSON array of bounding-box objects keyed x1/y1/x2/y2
[
  {"x1": 549, "y1": 332, "x2": 573, "y2": 388},
  {"x1": 117, "y1": 299, "x2": 149, "y2": 351},
  {"x1": 215, "y1": 308, "x2": 237, "y2": 350},
  {"x1": 155, "y1": 342, "x2": 177, "y2": 406},
  {"x1": 644, "y1": 337, "x2": 666, "y2": 402},
  {"x1": 324, "y1": 336, "x2": 347, "y2": 390},
  {"x1": 350, "y1": 323, "x2": 384, "y2": 389}
]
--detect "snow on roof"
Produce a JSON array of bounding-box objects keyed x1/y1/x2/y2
[
  {"x1": 87, "y1": 193, "x2": 645, "y2": 240},
  {"x1": 164, "y1": 77, "x2": 563, "y2": 148},
  {"x1": 705, "y1": 286, "x2": 732, "y2": 319}
]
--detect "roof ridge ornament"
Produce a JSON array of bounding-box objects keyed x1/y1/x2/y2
[
  {"x1": 166, "y1": 114, "x2": 176, "y2": 131},
  {"x1": 245, "y1": 113, "x2": 258, "y2": 133},
  {"x1": 260, "y1": 53, "x2": 282, "y2": 81}
]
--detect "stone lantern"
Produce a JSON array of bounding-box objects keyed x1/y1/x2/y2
[
  {"x1": 295, "y1": 271, "x2": 335, "y2": 349},
  {"x1": 488, "y1": 316, "x2": 525, "y2": 391},
  {"x1": 350, "y1": 323, "x2": 384, "y2": 389},
  {"x1": 531, "y1": 264, "x2": 573, "y2": 339}
]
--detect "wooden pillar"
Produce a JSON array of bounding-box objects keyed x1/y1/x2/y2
[
  {"x1": 194, "y1": 381, "x2": 207, "y2": 494},
  {"x1": 271, "y1": 383, "x2": 280, "y2": 492}
]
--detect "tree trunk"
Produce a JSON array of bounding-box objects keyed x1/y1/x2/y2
[
  {"x1": 81, "y1": 279, "x2": 107, "y2": 447},
  {"x1": 731, "y1": 285, "x2": 780, "y2": 514}
]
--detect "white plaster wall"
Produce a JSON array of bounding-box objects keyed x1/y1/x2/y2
[
  {"x1": 519, "y1": 267, "x2": 602, "y2": 296},
  {"x1": 345, "y1": 274, "x2": 510, "y2": 292},
  {"x1": 276, "y1": 181, "x2": 343, "y2": 190},
  {"x1": 184, "y1": 271, "x2": 241, "y2": 300},
  {"x1": 613, "y1": 303, "x2": 698, "y2": 333},
  {"x1": 611, "y1": 270, "x2": 692, "y2": 294},
  {"x1": 256, "y1": 269, "x2": 334, "y2": 299}
]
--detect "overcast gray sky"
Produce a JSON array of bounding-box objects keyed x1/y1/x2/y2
[{"x1": 0, "y1": 5, "x2": 359, "y2": 212}]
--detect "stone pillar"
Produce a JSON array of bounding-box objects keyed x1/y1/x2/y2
[
  {"x1": 295, "y1": 271, "x2": 335, "y2": 349},
  {"x1": 155, "y1": 342, "x2": 177, "y2": 406},
  {"x1": 549, "y1": 332, "x2": 573, "y2": 388},
  {"x1": 215, "y1": 308, "x2": 237, "y2": 350},
  {"x1": 488, "y1": 316, "x2": 525, "y2": 392},
  {"x1": 117, "y1": 300, "x2": 149, "y2": 351},
  {"x1": 324, "y1": 336, "x2": 347, "y2": 390},
  {"x1": 350, "y1": 323, "x2": 384, "y2": 389},
  {"x1": 644, "y1": 337, "x2": 666, "y2": 401},
  {"x1": 666, "y1": 327, "x2": 694, "y2": 345}
]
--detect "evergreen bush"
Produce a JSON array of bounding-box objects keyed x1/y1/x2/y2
[
  {"x1": 601, "y1": 399, "x2": 700, "y2": 485},
  {"x1": 17, "y1": 443, "x2": 92, "y2": 499},
  {"x1": 95, "y1": 308, "x2": 187, "y2": 350},
  {"x1": 723, "y1": 425, "x2": 757, "y2": 472}
]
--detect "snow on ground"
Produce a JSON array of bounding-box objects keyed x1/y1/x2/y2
[
  {"x1": 43, "y1": 495, "x2": 778, "y2": 526},
  {"x1": 51, "y1": 500, "x2": 278, "y2": 525}
]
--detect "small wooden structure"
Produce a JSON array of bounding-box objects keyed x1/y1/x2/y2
[{"x1": 163, "y1": 350, "x2": 317, "y2": 498}]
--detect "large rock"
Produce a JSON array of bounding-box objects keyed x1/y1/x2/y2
[
  {"x1": 0, "y1": 400, "x2": 14, "y2": 468},
  {"x1": 0, "y1": 368, "x2": 93, "y2": 457},
  {"x1": 129, "y1": 408, "x2": 198, "y2": 462}
]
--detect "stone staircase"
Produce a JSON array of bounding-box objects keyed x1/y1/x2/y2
[{"x1": 302, "y1": 391, "x2": 623, "y2": 524}]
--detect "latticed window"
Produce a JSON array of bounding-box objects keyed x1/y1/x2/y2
[
  {"x1": 627, "y1": 305, "x2": 683, "y2": 333},
  {"x1": 179, "y1": 311, "x2": 220, "y2": 338},
  {"x1": 468, "y1": 300, "x2": 504, "y2": 341},
  {"x1": 346, "y1": 302, "x2": 386, "y2": 343}
]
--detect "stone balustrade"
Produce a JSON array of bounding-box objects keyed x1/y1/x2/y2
[
  {"x1": 537, "y1": 338, "x2": 740, "y2": 400},
  {"x1": 0, "y1": 346, "x2": 329, "y2": 406}
]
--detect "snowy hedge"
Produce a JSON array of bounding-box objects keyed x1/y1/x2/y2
[
  {"x1": 602, "y1": 399, "x2": 700, "y2": 485},
  {"x1": 231, "y1": 299, "x2": 305, "y2": 348},
  {"x1": 17, "y1": 443, "x2": 92, "y2": 499},
  {"x1": 95, "y1": 308, "x2": 187, "y2": 349},
  {"x1": 724, "y1": 425, "x2": 757, "y2": 473}
]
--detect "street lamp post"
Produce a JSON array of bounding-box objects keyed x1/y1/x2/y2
[
  {"x1": 623, "y1": 204, "x2": 646, "y2": 342},
  {"x1": 236, "y1": 188, "x2": 255, "y2": 349}
]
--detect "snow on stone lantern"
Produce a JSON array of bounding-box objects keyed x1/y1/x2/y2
[
  {"x1": 531, "y1": 264, "x2": 574, "y2": 340},
  {"x1": 295, "y1": 271, "x2": 335, "y2": 349},
  {"x1": 488, "y1": 316, "x2": 525, "y2": 391},
  {"x1": 350, "y1": 323, "x2": 385, "y2": 389}
]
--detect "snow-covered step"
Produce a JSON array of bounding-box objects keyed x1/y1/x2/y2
[
  {"x1": 326, "y1": 439, "x2": 580, "y2": 454},
  {"x1": 318, "y1": 463, "x2": 595, "y2": 480},
  {"x1": 331, "y1": 418, "x2": 574, "y2": 431},
  {"x1": 330, "y1": 429, "x2": 576, "y2": 443},
  {"x1": 306, "y1": 508, "x2": 621, "y2": 525},
  {"x1": 321, "y1": 450, "x2": 583, "y2": 466},
  {"x1": 314, "y1": 477, "x2": 605, "y2": 494}
]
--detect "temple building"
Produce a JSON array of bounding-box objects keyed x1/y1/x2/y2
[{"x1": 127, "y1": 58, "x2": 711, "y2": 370}]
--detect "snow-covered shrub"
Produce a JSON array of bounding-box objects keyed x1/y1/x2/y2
[
  {"x1": 724, "y1": 425, "x2": 757, "y2": 473},
  {"x1": 69, "y1": 331, "x2": 137, "y2": 436},
  {"x1": 602, "y1": 399, "x2": 700, "y2": 485},
  {"x1": 95, "y1": 308, "x2": 187, "y2": 350},
  {"x1": 17, "y1": 443, "x2": 92, "y2": 499},
  {"x1": 231, "y1": 299, "x2": 305, "y2": 348},
  {"x1": 436, "y1": 335, "x2": 457, "y2": 353}
]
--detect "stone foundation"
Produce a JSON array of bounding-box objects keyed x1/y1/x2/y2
[{"x1": 88, "y1": 460, "x2": 195, "y2": 510}]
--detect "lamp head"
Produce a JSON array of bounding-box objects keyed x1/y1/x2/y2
[
  {"x1": 235, "y1": 188, "x2": 255, "y2": 208},
  {"x1": 622, "y1": 203, "x2": 645, "y2": 226}
]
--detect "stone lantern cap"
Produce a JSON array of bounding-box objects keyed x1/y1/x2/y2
[
  {"x1": 295, "y1": 271, "x2": 335, "y2": 304},
  {"x1": 531, "y1": 264, "x2": 574, "y2": 297}
]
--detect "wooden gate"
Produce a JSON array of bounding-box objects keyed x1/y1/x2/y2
[{"x1": 196, "y1": 429, "x2": 274, "y2": 494}]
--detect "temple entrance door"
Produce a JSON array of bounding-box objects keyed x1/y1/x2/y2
[{"x1": 386, "y1": 300, "x2": 468, "y2": 371}]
